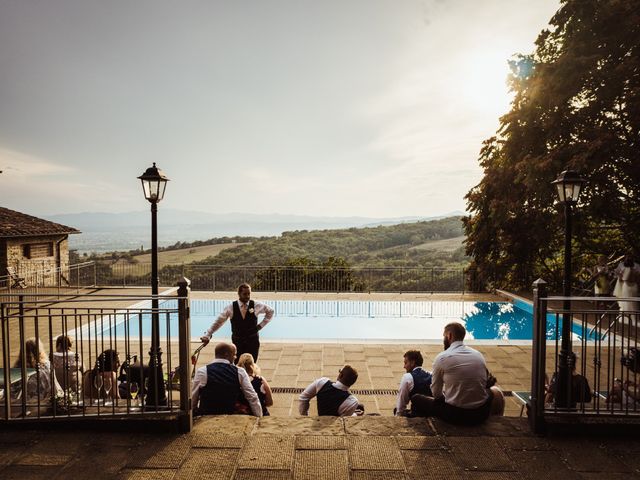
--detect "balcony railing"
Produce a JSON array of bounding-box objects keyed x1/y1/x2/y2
[
  {"x1": 99, "y1": 262, "x2": 479, "y2": 293},
  {"x1": 529, "y1": 279, "x2": 640, "y2": 434},
  {"x1": 0, "y1": 262, "x2": 97, "y2": 299},
  {"x1": 0, "y1": 279, "x2": 193, "y2": 432}
]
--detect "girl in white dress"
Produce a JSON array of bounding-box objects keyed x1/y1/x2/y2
[{"x1": 613, "y1": 253, "x2": 640, "y2": 322}]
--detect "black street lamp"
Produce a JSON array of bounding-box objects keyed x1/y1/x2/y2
[
  {"x1": 551, "y1": 169, "x2": 585, "y2": 408},
  {"x1": 138, "y1": 162, "x2": 170, "y2": 408}
]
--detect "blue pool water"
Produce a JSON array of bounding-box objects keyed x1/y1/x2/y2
[{"x1": 93, "y1": 300, "x2": 591, "y2": 342}]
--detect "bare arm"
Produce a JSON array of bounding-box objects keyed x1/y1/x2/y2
[{"x1": 261, "y1": 377, "x2": 274, "y2": 407}]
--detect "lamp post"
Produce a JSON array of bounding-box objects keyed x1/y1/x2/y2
[
  {"x1": 138, "y1": 162, "x2": 170, "y2": 407},
  {"x1": 551, "y1": 169, "x2": 585, "y2": 408}
]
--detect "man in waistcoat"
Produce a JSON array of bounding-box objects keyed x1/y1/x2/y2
[
  {"x1": 298, "y1": 365, "x2": 364, "y2": 416},
  {"x1": 394, "y1": 350, "x2": 433, "y2": 416},
  {"x1": 191, "y1": 342, "x2": 262, "y2": 416},
  {"x1": 201, "y1": 283, "x2": 274, "y2": 362}
]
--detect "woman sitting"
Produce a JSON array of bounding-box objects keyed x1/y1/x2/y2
[
  {"x1": 237, "y1": 353, "x2": 273, "y2": 416},
  {"x1": 52, "y1": 335, "x2": 84, "y2": 393},
  {"x1": 13, "y1": 338, "x2": 63, "y2": 404},
  {"x1": 83, "y1": 349, "x2": 120, "y2": 403}
]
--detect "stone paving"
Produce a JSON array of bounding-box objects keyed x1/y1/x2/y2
[{"x1": 2, "y1": 416, "x2": 640, "y2": 479}]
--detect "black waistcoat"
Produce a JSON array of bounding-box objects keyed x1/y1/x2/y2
[
  {"x1": 317, "y1": 380, "x2": 350, "y2": 416},
  {"x1": 410, "y1": 368, "x2": 433, "y2": 397},
  {"x1": 198, "y1": 362, "x2": 240, "y2": 415},
  {"x1": 230, "y1": 300, "x2": 258, "y2": 337}
]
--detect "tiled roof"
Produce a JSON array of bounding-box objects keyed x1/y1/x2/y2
[{"x1": 0, "y1": 207, "x2": 80, "y2": 238}]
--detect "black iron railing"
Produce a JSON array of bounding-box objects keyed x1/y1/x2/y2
[
  {"x1": 529, "y1": 279, "x2": 640, "y2": 434},
  {"x1": 0, "y1": 278, "x2": 192, "y2": 432},
  {"x1": 98, "y1": 263, "x2": 480, "y2": 293}
]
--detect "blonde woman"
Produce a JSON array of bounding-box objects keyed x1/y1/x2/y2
[
  {"x1": 237, "y1": 353, "x2": 273, "y2": 415},
  {"x1": 13, "y1": 338, "x2": 63, "y2": 403}
]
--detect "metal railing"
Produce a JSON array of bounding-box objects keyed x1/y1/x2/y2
[
  {"x1": 529, "y1": 279, "x2": 640, "y2": 434},
  {"x1": 0, "y1": 278, "x2": 192, "y2": 432},
  {"x1": 99, "y1": 262, "x2": 479, "y2": 293},
  {"x1": 0, "y1": 262, "x2": 97, "y2": 298}
]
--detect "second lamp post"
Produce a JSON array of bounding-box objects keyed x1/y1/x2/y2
[{"x1": 551, "y1": 169, "x2": 585, "y2": 408}]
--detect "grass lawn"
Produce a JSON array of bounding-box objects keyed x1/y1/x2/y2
[
  {"x1": 410, "y1": 235, "x2": 465, "y2": 252},
  {"x1": 113, "y1": 242, "x2": 249, "y2": 268}
]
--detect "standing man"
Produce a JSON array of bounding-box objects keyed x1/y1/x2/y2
[
  {"x1": 201, "y1": 283, "x2": 274, "y2": 362},
  {"x1": 394, "y1": 350, "x2": 433, "y2": 416},
  {"x1": 410, "y1": 322, "x2": 504, "y2": 424}
]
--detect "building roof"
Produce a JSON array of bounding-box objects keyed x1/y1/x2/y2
[{"x1": 0, "y1": 207, "x2": 80, "y2": 238}]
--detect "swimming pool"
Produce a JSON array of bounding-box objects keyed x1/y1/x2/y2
[{"x1": 96, "y1": 299, "x2": 591, "y2": 342}]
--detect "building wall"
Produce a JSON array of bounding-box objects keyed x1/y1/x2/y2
[{"x1": 5, "y1": 235, "x2": 69, "y2": 286}]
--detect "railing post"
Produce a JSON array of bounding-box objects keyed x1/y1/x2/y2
[
  {"x1": 529, "y1": 278, "x2": 548, "y2": 434},
  {"x1": 177, "y1": 277, "x2": 192, "y2": 432},
  {"x1": 2, "y1": 303, "x2": 11, "y2": 420}
]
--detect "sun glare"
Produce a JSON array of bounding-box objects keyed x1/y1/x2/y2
[{"x1": 457, "y1": 50, "x2": 513, "y2": 117}]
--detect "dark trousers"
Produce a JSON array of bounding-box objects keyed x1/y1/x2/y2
[
  {"x1": 410, "y1": 391, "x2": 493, "y2": 425},
  {"x1": 232, "y1": 332, "x2": 260, "y2": 363}
]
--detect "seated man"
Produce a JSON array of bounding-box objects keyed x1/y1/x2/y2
[
  {"x1": 298, "y1": 365, "x2": 363, "y2": 416},
  {"x1": 395, "y1": 350, "x2": 433, "y2": 416},
  {"x1": 191, "y1": 342, "x2": 262, "y2": 417},
  {"x1": 411, "y1": 322, "x2": 504, "y2": 425}
]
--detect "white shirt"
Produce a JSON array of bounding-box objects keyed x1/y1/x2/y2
[
  {"x1": 395, "y1": 367, "x2": 429, "y2": 415},
  {"x1": 191, "y1": 359, "x2": 263, "y2": 417},
  {"x1": 298, "y1": 378, "x2": 360, "y2": 416},
  {"x1": 204, "y1": 300, "x2": 274, "y2": 338},
  {"x1": 431, "y1": 341, "x2": 489, "y2": 409}
]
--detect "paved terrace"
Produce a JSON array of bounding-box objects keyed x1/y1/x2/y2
[
  {"x1": 3, "y1": 416, "x2": 640, "y2": 479},
  {"x1": 3, "y1": 290, "x2": 639, "y2": 478}
]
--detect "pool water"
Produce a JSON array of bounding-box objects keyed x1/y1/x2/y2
[{"x1": 99, "y1": 300, "x2": 591, "y2": 342}]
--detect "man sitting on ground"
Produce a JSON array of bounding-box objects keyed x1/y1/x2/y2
[
  {"x1": 299, "y1": 365, "x2": 364, "y2": 416},
  {"x1": 191, "y1": 342, "x2": 262, "y2": 417},
  {"x1": 395, "y1": 350, "x2": 433, "y2": 416},
  {"x1": 410, "y1": 322, "x2": 505, "y2": 425}
]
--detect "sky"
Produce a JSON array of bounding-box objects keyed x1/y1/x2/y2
[{"x1": 0, "y1": 0, "x2": 561, "y2": 218}]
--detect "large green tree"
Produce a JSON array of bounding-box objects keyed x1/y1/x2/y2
[{"x1": 464, "y1": 0, "x2": 640, "y2": 291}]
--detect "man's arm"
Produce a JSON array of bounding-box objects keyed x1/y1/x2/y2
[
  {"x1": 298, "y1": 378, "x2": 324, "y2": 416},
  {"x1": 255, "y1": 302, "x2": 274, "y2": 330},
  {"x1": 238, "y1": 368, "x2": 263, "y2": 417},
  {"x1": 338, "y1": 395, "x2": 360, "y2": 416},
  {"x1": 430, "y1": 357, "x2": 444, "y2": 399},
  {"x1": 395, "y1": 373, "x2": 414, "y2": 415},
  {"x1": 201, "y1": 304, "x2": 233, "y2": 341},
  {"x1": 191, "y1": 367, "x2": 206, "y2": 410}
]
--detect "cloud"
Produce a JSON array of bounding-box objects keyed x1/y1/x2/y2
[{"x1": 0, "y1": 148, "x2": 75, "y2": 177}]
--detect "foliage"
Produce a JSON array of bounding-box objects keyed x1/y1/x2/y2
[{"x1": 464, "y1": 0, "x2": 640, "y2": 291}]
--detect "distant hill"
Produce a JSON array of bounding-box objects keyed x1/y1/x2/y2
[
  {"x1": 46, "y1": 209, "x2": 465, "y2": 253},
  {"x1": 189, "y1": 216, "x2": 468, "y2": 268}
]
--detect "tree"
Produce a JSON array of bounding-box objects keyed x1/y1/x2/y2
[{"x1": 464, "y1": 0, "x2": 640, "y2": 291}]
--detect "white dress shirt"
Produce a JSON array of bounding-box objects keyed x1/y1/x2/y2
[
  {"x1": 204, "y1": 301, "x2": 274, "y2": 338},
  {"x1": 395, "y1": 367, "x2": 429, "y2": 415},
  {"x1": 298, "y1": 378, "x2": 360, "y2": 416},
  {"x1": 431, "y1": 341, "x2": 489, "y2": 409},
  {"x1": 191, "y1": 359, "x2": 263, "y2": 417}
]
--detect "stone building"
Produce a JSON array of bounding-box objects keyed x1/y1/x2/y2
[{"x1": 0, "y1": 207, "x2": 80, "y2": 287}]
